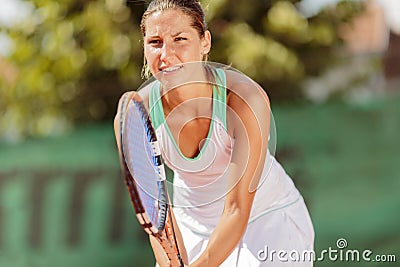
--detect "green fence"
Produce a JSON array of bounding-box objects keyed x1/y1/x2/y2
[
  {"x1": 0, "y1": 98, "x2": 399, "y2": 266},
  {"x1": 0, "y1": 125, "x2": 154, "y2": 267}
]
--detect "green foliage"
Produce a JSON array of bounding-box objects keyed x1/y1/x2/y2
[
  {"x1": 0, "y1": 0, "x2": 365, "y2": 140},
  {"x1": 208, "y1": 0, "x2": 364, "y2": 100},
  {"x1": 1, "y1": 0, "x2": 143, "y2": 141},
  {"x1": 221, "y1": 22, "x2": 305, "y2": 80}
]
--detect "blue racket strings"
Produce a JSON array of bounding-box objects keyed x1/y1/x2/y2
[{"x1": 123, "y1": 99, "x2": 168, "y2": 231}]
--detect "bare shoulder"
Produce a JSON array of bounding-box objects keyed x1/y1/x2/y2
[{"x1": 224, "y1": 69, "x2": 270, "y2": 116}]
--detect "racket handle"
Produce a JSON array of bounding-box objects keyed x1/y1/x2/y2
[
  {"x1": 166, "y1": 252, "x2": 184, "y2": 267},
  {"x1": 169, "y1": 258, "x2": 184, "y2": 267}
]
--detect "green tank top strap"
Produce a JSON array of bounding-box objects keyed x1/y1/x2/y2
[
  {"x1": 212, "y1": 68, "x2": 227, "y2": 129},
  {"x1": 149, "y1": 81, "x2": 163, "y2": 129}
]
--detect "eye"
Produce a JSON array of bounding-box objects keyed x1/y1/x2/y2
[
  {"x1": 148, "y1": 39, "x2": 162, "y2": 45},
  {"x1": 175, "y1": 37, "x2": 187, "y2": 41}
]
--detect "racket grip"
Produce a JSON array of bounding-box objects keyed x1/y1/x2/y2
[
  {"x1": 169, "y1": 258, "x2": 184, "y2": 267},
  {"x1": 162, "y1": 242, "x2": 184, "y2": 267}
]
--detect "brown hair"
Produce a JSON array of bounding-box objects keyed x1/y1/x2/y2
[
  {"x1": 140, "y1": 0, "x2": 208, "y2": 78},
  {"x1": 140, "y1": 0, "x2": 207, "y2": 38}
]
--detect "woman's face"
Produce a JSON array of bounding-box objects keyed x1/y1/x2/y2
[{"x1": 143, "y1": 9, "x2": 211, "y2": 77}]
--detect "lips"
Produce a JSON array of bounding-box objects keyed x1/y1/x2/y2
[{"x1": 160, "y1": 65, "x2": 183, "y2": 73}]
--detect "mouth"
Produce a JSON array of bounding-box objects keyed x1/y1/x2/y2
[{"x1": 160, "y1": 65, "x2": 183, "y2": 74}]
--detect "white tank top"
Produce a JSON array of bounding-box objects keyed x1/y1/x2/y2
[{"x1": 149, "y1": 68, "x2": 300, "y2": 236}]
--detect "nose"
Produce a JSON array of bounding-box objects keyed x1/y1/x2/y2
[{"x1": 160, "y1": 41, "x2": 174, "y2": 61}]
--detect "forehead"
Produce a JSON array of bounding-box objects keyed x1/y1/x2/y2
[{"x1": 145, "y1": 9, "x2": 194, "y2": 36}]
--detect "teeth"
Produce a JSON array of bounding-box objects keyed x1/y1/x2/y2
[{"x1": 163, "y1": 65, "x2": 182, "y2": 72}]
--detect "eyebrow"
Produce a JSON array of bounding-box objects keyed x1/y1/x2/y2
[
  {"x1": 171, "y1": 31, "x2": 184, "y2": 37},
  {"x1": 147, "y1": 31, "x2": 187, "y2": 39}
]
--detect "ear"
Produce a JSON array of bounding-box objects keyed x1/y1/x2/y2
[{"x1": 202, "y1": 30, "x2": 212, "y2": 55}]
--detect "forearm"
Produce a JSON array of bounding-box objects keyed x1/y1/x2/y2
[{"x1": 190, "y1": 207, "x2": 249, "y2": 267}]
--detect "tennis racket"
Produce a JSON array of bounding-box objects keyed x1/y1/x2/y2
[{"x1": 117, "y1": 92, "x2": 184, "y2": 267}]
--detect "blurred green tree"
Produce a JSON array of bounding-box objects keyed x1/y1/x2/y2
[
  {"x1": 206, "y1": 0, "x2": 364, "y2": 100},
  {"x1": 0, "y1": 0, "x2": 364, "y2": 141},
  {"x1": 1, "y1": 0, "x2": 143, "y2": 141}
]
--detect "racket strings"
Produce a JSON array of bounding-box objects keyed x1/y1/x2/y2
[
  {"x1": 118, "y1": 93, "x2": 183, "y2": 267},
  {"x1": 119, "y1": 93, "x2": 146, "y2": 216},
  {"x1": 125, "y1": 98, "x2": 169, "y2": 231},
  {"x1": 125, "y1": 169, "x2": 145, "y2": 214}
]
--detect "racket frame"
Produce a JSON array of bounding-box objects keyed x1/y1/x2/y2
[{"x1": 117, "y1": 92, "x2": 184, "y2": 267}]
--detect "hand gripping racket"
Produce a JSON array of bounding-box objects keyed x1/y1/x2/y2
[{"x1": 117, "y1": 92, "x2": 184, "y2": 267}]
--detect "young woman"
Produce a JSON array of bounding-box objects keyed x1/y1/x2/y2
[{"x1": 116, "y1": 0, "x2": 314, "y2": 266}]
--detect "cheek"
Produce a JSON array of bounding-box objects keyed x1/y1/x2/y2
[
  {"x1": 177, "y1": 44, "x2": 202, "y2": 59},
  {"x1": 144, "y1": 46, "x2": 158, "y2": 62}
]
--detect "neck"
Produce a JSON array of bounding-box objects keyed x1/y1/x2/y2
[{"x1": 161, "y1": 82, "x2": 212, "y2": 115}]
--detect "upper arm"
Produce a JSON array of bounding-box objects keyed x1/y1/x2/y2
[{"x1": 225, "y1": 74, "x2": 271, "y2": 213}]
